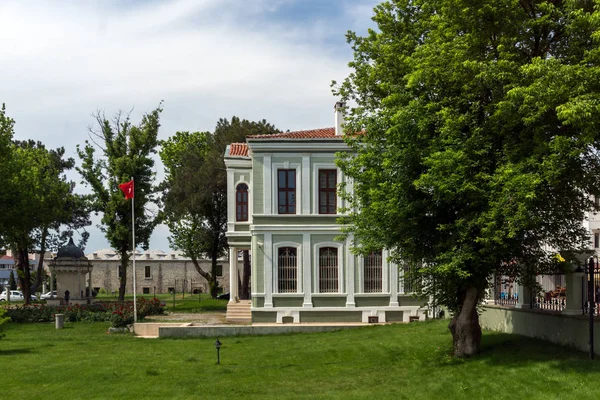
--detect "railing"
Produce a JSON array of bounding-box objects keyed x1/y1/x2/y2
[
  {"x1": 582, "y1": 301, "x2": 600, "y2": 316},
  {"x1": 494, "y1": 294, "x2": 518, "y2": 306},
  {"x1": 532, "y1": 296, "x2": 565, "y2": 312}
]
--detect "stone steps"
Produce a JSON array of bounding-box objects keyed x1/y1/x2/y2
[{"x1": 226, "y1": 300, "x2": 252, "y2": 323}]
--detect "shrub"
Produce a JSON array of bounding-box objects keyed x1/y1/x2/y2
[
  {"x1": 4, "y1": 299, "x2": 165, "y2": 327},
  {"x1": 0, "y1": 308, "x2": 9, "y2": 339}
]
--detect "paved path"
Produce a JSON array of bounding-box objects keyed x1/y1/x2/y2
[{"x1": 146, "y1": 312, "x2": 227, "y2": 325}]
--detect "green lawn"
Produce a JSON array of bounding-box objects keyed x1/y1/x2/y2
[
  {"x1": 95, "y1": 293, "x2": 228, "y2": 313},
  {"x1": 2, "y1": 319, "x2": 599, "y2": 399}
]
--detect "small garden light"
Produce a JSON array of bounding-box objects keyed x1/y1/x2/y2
[{"x1": 215, "y1": 338, "x2": 222, "y2": 365}]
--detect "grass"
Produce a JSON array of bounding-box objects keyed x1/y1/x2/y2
[
  {"x1": 2, "y1": 319, "x2": 600, "y2": 399},
  {"x1": 95, "y1": 292, "x2": 228, "y2": 313},
  {"x1": 4, "y1": 292, "x2": 228, "y2": 313}
]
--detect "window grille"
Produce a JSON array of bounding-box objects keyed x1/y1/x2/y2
[
  {"x1": 401, "y1": 262, "x2": 417, "y2": 294},
  {"x1": 278, "y1": 247, "x2": 297, "y2": 293},
  {"x1": 236, "y1": 183, "x2": 249, "y2": 221},
  {"x1": 319, "y1": 247, "x2": 339, "y2": 292},
  {"x1": 278, "y1": 169, "x2": 296, "y2": 214},
  {"x1": 318, "y1": 169, "x2": 337, "y2": 214},
  {"x1": 363, "y1": 251, "x2": 383, "y2": 293}
]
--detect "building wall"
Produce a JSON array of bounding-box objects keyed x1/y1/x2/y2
[{"x1": 88, "y1": 256, "x2": 242, "y2": 295}]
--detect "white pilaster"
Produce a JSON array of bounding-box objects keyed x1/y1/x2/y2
[
  {"x1": 303, "y1": 233, "x2": 312, "y2": 307},
  {"x1": 227, "y1": 169, "x2": 235, "y2": 230},
  {"x1": 563, "y1": 271, "x2": 584, "y2": 315},
  {"x1": 88, "y1": 270, "x2": 92, "y2": 303},
  {"x1": 264, "y1": 154, "x2": 272, "y2": 214},
  {"x1": 390, "y1": 256, "x2": 399, "y2": 306},
  {"x1": 228, "y1": 247, "x2": 238, "y2": 304},
  {"x1": 50, "y1": 271, "x2": 54, "y2": 298},
  {"x1": 515, "y1": 282, "x2": 531, "y2": 309},
  {"x1": 77, "y1": 269, "x2": 81, "y2": 298},
  {"x1": 346, "y1": 237, "x2": 355, "y2": 307},
  {"x1": 382, "y1": 250, "x2": 389, "y2": 294},
  {"x1": 264, "y1": 233, "x2": 273, "y2": 307},
  {"x1": 302, "y1": 155, "x2": 310, "y2": 214}
]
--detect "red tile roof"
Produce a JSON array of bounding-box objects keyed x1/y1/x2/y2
[
  {"x1": 248, "y1": 127, "x2": 337, "y2": 139},
  {"x1": 227, "y1": 127, "x2": 364, "y2": 158},
  {"x1": 228, "y1": 143, "x2": 249, "y2": 157}
]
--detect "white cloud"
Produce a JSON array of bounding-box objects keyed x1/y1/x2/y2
[{"x1": 0, "y1": 0, "x2": 376, "y2": 252}]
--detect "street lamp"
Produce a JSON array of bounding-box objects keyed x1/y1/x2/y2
[{"x1": 215, "y1": 338, "x2": 222, "y2": 365}]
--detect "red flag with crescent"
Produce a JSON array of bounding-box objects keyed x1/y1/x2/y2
[{"x1": 119, "y1": 180, "x2": 134, "y2": 199}]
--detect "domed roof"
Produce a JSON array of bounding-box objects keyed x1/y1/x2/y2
[{"x1": 56, "y1": 238, "x2": 85, "y2": 259}]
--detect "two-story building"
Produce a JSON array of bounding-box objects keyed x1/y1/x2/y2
[{"x1": 224, "y1": 103, "x2": 427, "y2": 324}]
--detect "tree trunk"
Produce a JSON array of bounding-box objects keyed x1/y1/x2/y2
[
  {"x1": 210, "y1": 255, "x2": 220, "y2": 299},
  {"x1": 448, "y1": 286, "x2": 482, "y2": 357},
  {"x1": 241, "y1": 250, "x2": 250, "y2": 300},
  {"x1": 190, "y1": 258, "x2": 217, "y2": 299},
  {"x1": 31, "y1": 228, "x2": 48, "y2": 294},
  {"x1": 15, "y1": 247, "x2": 32, "y2": 305},
  {"x1": 118, "y1": 264, "x2": 126, "y2": 302},
  {"x1": 118, "y1": 251, "x2": 129, "y2": 302}
]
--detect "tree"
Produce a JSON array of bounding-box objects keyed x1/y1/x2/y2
[
  {"x1": 335, "y1": 0, "x2": 600, "y2": 357},
  {"x1": 160, "y1": 117, "x2": 278, "y2": 298},
  {"x1": 8, "y1": 270, "x2": 16, "y2": 290},
  {"x1": 77, "y1": 106, "x2": 162, "y2": 302},
  {"x1": 0, "y1": 105, "x2": 89, "y2": 304}
]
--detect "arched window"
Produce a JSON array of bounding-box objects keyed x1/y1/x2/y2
[
  {"x1": 319, "y1": 247, "x2": 338, "y2": 293},
  {"x1": 278, "y1": 247, "x2": 297, "y2": 293},
  {"x1": 236, "y1": 183, "x2": 249, "y2": 221},
  {"x1": 363, "y1": 251, "x2": 382, "y2": 293}
]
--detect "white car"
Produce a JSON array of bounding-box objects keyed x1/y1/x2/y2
[
  {"x1": 0, "y1": 290, "x2": 38, "y2": 301},
  {"x1": 41, "y1": 291, "x2": 57, "y2": 300},
  {"x1": 0, "y1": 290, "x2": 24, "y2": 301}
]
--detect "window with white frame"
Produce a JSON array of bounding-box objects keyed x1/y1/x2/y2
[
  {"x1": 401, "y1": 262, "x2": 417, "y2": 294},
  {"x1": 363, "y1": 251, "x2": 383, "y2": 293},
  {"x1": 277, "y1": 169, "x2": 296, "y2": 214},
  {"x1": 318, "y1": 169, "x2": 337, "y2": 214},
  {"x1": 277, "y1": 247, "x2": 298, "y2": 293},
  {"x1": 319, "y1": 247, "x2": 339, "y2": 293},
  {"x1": 236, "y1": 183, "x2": 249, "y2": 221}
]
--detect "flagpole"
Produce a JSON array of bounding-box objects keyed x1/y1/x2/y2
[{"x1": 132, "y1": 177, "x2": 137, "y2": 323}]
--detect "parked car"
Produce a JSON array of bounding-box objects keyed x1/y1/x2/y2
[
  {"x1": 41, "y1": 291, "x2": 57, "y2": 300},
  {"x1": 216, "y1": 292, "x2": 230, "y2": 300},
  {"x1": 0, "y1": 290, "x2": 38, "y2": 301},
  {"x1": 0, "y1": 290, "x2": 24, "y2": 301}
]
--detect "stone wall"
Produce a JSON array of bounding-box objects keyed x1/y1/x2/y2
[
  {"x1": 481, "y1": 305, "x2": 600, "y2": 355},
  {"x1": 89, "y1": 258, "x2": 241, "y2": 295}
]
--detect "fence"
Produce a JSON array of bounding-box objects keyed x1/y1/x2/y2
[{"x1": 493, "y1": 265, "x2": 600, "y2": 315}]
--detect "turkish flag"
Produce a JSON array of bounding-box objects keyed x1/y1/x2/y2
[{"x1": 119, "y1": 180, "x2": 134, "y2": 199}]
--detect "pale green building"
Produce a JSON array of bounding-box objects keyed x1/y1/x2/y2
[{"x1": 224, "y1": 103, "x2": 427, "y2": 324}]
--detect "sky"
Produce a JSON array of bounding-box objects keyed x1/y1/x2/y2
[{"x1": 0, "y1": 0, "x2": 379, "y2": 253}]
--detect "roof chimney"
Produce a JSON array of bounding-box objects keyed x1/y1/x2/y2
[{"x1": 334, "y1": 101, "x2": 346, "y2": 136}]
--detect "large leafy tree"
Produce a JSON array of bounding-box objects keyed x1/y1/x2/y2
[
  {"x1": 160, "y1": 117, "x2": 278, "y2": 298},
  {"x1": 336, "y1": 0, "x2": 600, "y2": 357},
  {"x1": 77, "y1": 106, "x2": 162, "y2": 302},
  {"x1": 0, "y1": 106, "x2": 90, "y2": 303}
]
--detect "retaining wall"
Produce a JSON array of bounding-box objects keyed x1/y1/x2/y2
[{"x1": 481, "y1": 305, "x2": 600, "y2": 355}]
